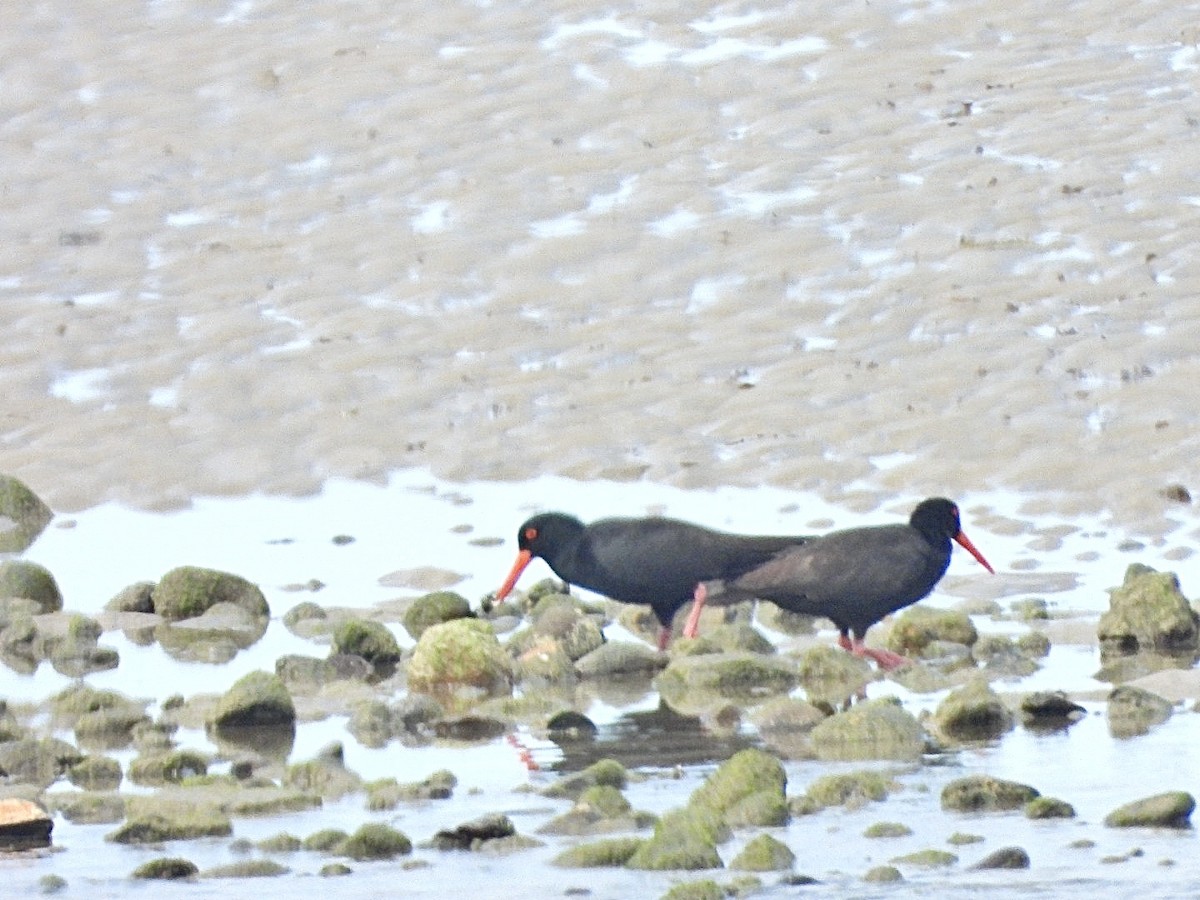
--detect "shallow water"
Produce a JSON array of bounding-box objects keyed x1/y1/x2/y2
[{"x1": 4, "y1": 472, "x2": 1200, "y2": 896}]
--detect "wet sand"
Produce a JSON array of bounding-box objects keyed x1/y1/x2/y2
[{"x1": 2, "y1": 0, "x2": 1199, "y2": 535}]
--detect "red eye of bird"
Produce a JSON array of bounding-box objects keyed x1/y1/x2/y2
[{"x1": 524, "y1": 527, "x2": 538, "y2": 542}]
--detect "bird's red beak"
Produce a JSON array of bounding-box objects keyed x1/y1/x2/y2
[
  {"x1": 954, "y1": 530, "x2": 995, "y2": 573},
  {"x1": 496, "y1": 549, "x2": 533, "y2": 600}
]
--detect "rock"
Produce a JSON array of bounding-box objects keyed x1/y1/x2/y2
[
  {"x1": 46, "y1": 613, "x2": 119, "y2": 677},
  {"x1": 887, "y1": 606, "x2": 977, "y2": 657},
  {"x1": 625, "y1": 806, "x2": 725, "y2": 870},
  {"x1": 129, "y1": 749, "x2": 210, "y2": 786},
  {"x1": 749, "y1": 697, "x2": 826, "y2": 759},
  {"x1": 970, "y1": 846, "x2": 1030, "y2": 869},
  {"x1": 537, "y1": 784, "x2": 652, "y2": 836},
  {"x1": 0, "y1": 737, "x2": 84, "y2": 787},
  {"x1": 45, "y1": 791, "x2": 125, "y2": 824},
  {"x1": 543, "y1": 758, "x2": 630, "y2": 800},
  {"x1": 971, "y1": 634, "x2": 1041, "y2": 677},
  {"x1": 656, "y1": 652, "x2": 799, "y2": 713},
  {"x1": 201, "y1": 860, "x2": 290, "y2": 878},
  {"x1": 931, "y1": 677, "x2": 1014, "y2": 742},
  {"x1": 284, "y1": 743, "x2": 362, "y2": 799},
  {"x1": 795, "y1": 770, "x2": 897, "y2": 813},
  {"x1": 319, "y1": 863, "x2": 352, "y2": 877},
  {"x1": 67, "y1": 755, "x2": 123, "y2": 791},
  {"x1": 256, "y1": 833, "x2": 302, "y2": 853},
  {"x1": 430, "y1": 813, "x2": 517, "y2": 851},
  {"x1": 514, "y1": 636, "x2": 577, "y2": 684},
  {"x1": 1098, "y1": 564, "x2": 1199, "y2": 658},
  {"x1": 552, "y1": 836, "x2": 644, "y2": 867},
  {"x1": 809, "y1": 698, "x2": 927, "y2": 761},
  {"x1": 1107, "y1": 684, "x2": 1173, "y2": 737},
  {"x1": 729, "y1": 833, "x2": 795, "y2": 871},
  {"x1": 282, "y1": 601, "x2": 328, "y2": 635},
  {"x1": 276, "y1": 653, "x2": 371, "y2": 689},
  {"x1": 105, "y1": 582, "x2": 155, "y2": 614},
  {"x1": 890, "y1": 849, "x2": 958, "y2": 867},
  {"x1": 863, "y1": 821, "x2": 912, "y2": 838},
  {"x1": 0, "y1": 475, "x2": 53, "y2": 552},
  {"x1": 941, "y1": 775, "x2": 1040, "y2": 812},
  {"x1": 156, "y1": 602, "x2": 267, "y2": 662},
  {"x1": 303, "y1": 828, "x2": 349, "y2": 852},
  {"x1": 0, "y1": 798, "x2": 52, "y2": 850},
  {"x1": 209, "y1": 671, "x2": 296, "y2": 729},
  {"x1": 1025, "y1": 796, "x2": 1076, "y2": 819},
  {"x1": 336, "y1": 823, "x2": 412, "y2": 860},
  {"x1": 862, "y1": 864, "x2": 903, "y2": 883},
  {"x1": 1104, "y1": 791, "x2": 1195, "y2": 828},
  {"x1": 402, "y1": 590, "x2": 472, "y2": 639},
  {"x1": 0, "y1": 561, "x2": 62, "y2": 613},
  {"x1": 152, "y1": 566, "x2": 269, "y2": 622},
  {"x1": 795, "y1": 645, "x2": 873, "y2": 707},
  {"x1": 690, "y1": 748, "x2": 787, "y2": 826},
  {"x1": 106, "y1": 797, "x2": 232, "y2": 843},
  {"x1": 1019, "y1": 690, "x2": 1086, "y2": 730},
  {"x1": 332, "y1": 618, "x2": 402, "y2": 667},
  {"x1": 365, "y1": 770, "x2": 456, "y2": 810},
  {"x1": 407, "y1": 619, "x2": 513, "y2": 697},
  {"x1": 131, "y1": 857, "x2": 199, "y2": 880},
  {"x1": 575, "y1": 641, "x2": 667, "y2": 678},
  {"x1": 660, "y1": 879, "x2": 725, "y2": 900},
  {"x1": 38, "y1": 874, "x2": 67, "y2": 894}
]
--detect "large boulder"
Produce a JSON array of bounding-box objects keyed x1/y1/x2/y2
[
  {"x1": 1098, "y1": 564, "x2": 1199, "y2": 658},
  {"x1": 152, "y1": 567, "x2": 268, "y2": 622}
]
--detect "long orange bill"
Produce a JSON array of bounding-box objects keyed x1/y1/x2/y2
[
  {"x1": 496, "y1": 549, "x2": 533, "y2": 600},
  {"x1": 954, "y1": 530, "x2": 995, "y2": 573}
]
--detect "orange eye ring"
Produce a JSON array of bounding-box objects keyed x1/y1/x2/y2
[{"x1": 524, "y1": 527, "x2": 539, "y2": 542}]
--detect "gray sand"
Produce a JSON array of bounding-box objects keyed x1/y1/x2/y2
[{"x1": 3, "y1": 2, "x2": 1198, "y2": 533}]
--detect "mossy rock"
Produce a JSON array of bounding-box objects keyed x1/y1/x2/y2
[
  {"x1": 690, "y1": 748, "x2": 787, "y2": 821},
  {"x1": 625, "y1": 806, "x2": 725, "y2": 871},
  {"x1": 107, "y1": 797, "x2": 232, "y2": 843},
  {"x1": 152, "y1": 566, "x2": 268, "y2": 621},
  {"x1": 303, "y1": 828, "x2": 350, "y2": 852},
  {"x1": 660, "y1": 879, "x2": 725, "y2": 900},
  {"x1": 257, "y1": 833, "x2": 303, "y2": 853},
  {"x1": 795, "y1": 644, "x2": 873, "y2": 707},
  {"x1": 44, "y1": 791, "x2": 125, "y2": 824},
  {"x1": 332, "y1": 618, "x2": 402, "y2": 666},
  {"x1": 0, "y1": 737, "x2": 84, "y2": 787},
  {"x1": 656, "y1": 652, "x2": 798, "y2": 712},
  {"x1": 209, "y1": 671, "x2": 296, "y2": 728},
  {"x1": 809, "y1": 698, "x2": 926, "y2": 761},
  {"x1": 284, "y1": 749, "x2": 362, "y2": 800},
  {"x1": 336, "y1": 823, "x2": 412, "y2": 860},
  {"x1": 552, "y1": 836, "x2": 644, "y2": 867},
  {"x1": 407, "y1": 618, "x2": 513, "y2": 696},
  {"x1": 129, "y1": 749, "x2": 210, "y2": 786},
  {"x1": 729, "y1": 833, "x2": 795, "y2": 871},
  {"x1": 543, "y1": 758, "x2": 630, "y2": 799},
  {"x1": 402, "y1": 590, "x2": 472, "y2": 640},
  {"x1": 131, "y1": 857, "x2": 199, "y2": 880},
  {"x1": 67, "y1": 755, "x2": 123, "y2": 791},
  {"x1": 0, "y1": 561, "x2": 62, "y2": 613},
  {"x1": 201, "y1": 860, "x2": 290, "y2": 878},
  {"x1": 890, "y1": 848, "x2": 958, "y2": 867},
  {"x1": 863, "y1": 864, "x2": 903, "y2": 883},
  {"x1": 1098, "y1": 564, "x2": 1199, "y2": 657},
  {"x1": 931, "y1": 677, "x2": 1014, "y2": 742},
  {"x1": 1104, "y1": 791, "x2": 1195, "y2": 828},
  {"x1": 0, "y1": 476, "x2": 53, "y2": 552},
  {"x1": 801, "y1": 769, "x2": 897, "y2": 811},
  {"x1": 1107, "y1": 684, "x2": 1173, "y2": 737},
  {"x1": 575, "y1": 640, "x2": 667, "y2": 678},
  {"x1": 941, "y1": 775, "x2": 1040, "y2": 812},
  {"x1": 887, "y1": 606, "x2": 977, "y2": 656},
  {"x1": 365, "y1": 769, "x2": 456, "y2": 809},
  {"x1": 864, "y1": 821, "x2": 912, "y2": 838},
  {"x1": 1025, "y1": 796, "x2": 1076, "y2": 819},
  {"x1": 970, "y1": 846, "x2": 1030, "y2": 870}
]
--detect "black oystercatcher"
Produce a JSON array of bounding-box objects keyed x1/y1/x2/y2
[
  {"x1": 705, "y1": 497, "x2": 994, "y2": 670},
  {"x1": 495, "y1": 512, "x2": 811, "y2": 649}
]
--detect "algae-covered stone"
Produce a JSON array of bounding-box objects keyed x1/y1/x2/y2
[
  {"x1": 131, "y1": 858, "x2": 199, "y2": 880},
  {"x1": 625, "y1": 806, "x2": 725, "y2": 870},
  {"x1": 336, "y1": 822, "x2": 412, "y2": 860},
  {"x1": 863, "y1": 864, "x2": 903, "y2": 883},
  {"x1": 749, "y1": 697, "x2": 826, "y2": 760},
  {"x1": 1025, "y1": 796, "x2": 1076, "y2": 819},
  {"x1": 864, "y1": 821, "x2": 912, "y2": 838},
  {"x1": 68, "y1": 755, "x2": 123, "y2": 791},
  {"x1": 153, "y1": 566, "x2": 268, "y2": 622},
  {"x1": 106, "y1": 797, "x2": 232, "y2": 843},
  {"x1": 890, "y1": 849, "x2": 958, "y2": 867},
  {"x1": 45, "y1": 791, "x2": 125, "y2": 824},
  {"x1": 575, "y1": 640, "x2": 667, "y2": 678},
  {"x1": 407, "y1": 618, "x2": 513, "y2": 696},
  {"x1": 931, "y1": 677, "x2": 1014, "y2": 742},
  {"x1": 800, "y1": 769, "x2": 897, "y2": 811},
  {"x1": 809, "y1": 698, "x2": 926, "y2": 761},
  {"x1": 0, "y1": 561, "x2": 62, "y2": 613},
  {"x1": 1019, "y1": 691, "x2": 1086, "y2": 729},
  {"x1": 1098, "y1": 564, "x2": 1199, "y2": 658},
  {"x1": 552, "y1": 836, "x2": 644, "y2": 867},
  {"x1": 285, "y1": 743, "x2": 362, "y2": 799},
  {"x1": 332, "y1": 618, "x2": 402, "y2": 667},
  {"x1": 795, "y1": 644, "x2": 873, "y2": 708},
  {"x1": 303, "y1": 828, "x2": 349, "y2": 852},
  {"x1": 129, "y1": 749, "x2": 210, "y2": 786},
  {"x1": 660, "y1": 878, "x2": 725, "y2": 900},
  {"x1": 105, "y1": 582, "x2": 155, "y2": 614},
  {"x1": 0, "y1": 737, "x2": 84, "y2": 787},
  {"x1": 210, "y1": 671, "x2": 296, "y2": 728},
  {"x1": 690, "y1": 748, "x2": 787, "y2": 824},
  {"x1": 729, "y1": 833, "x2": 795, "y2": 871},
  {"x1": 201, "y1": 860, "x2": 290, "y2": 878},
  {"x1": 1104, "y1": 791, "x2": 1194, "y2": 828},
  {"x1": 941, "y1": 775, "x2": 1040, "y2": 812},
  {"x1": 538, "y1": 785, "x2": 651, "y2": 836},
  {"x1": 429, "y1": 813, "x2": 521, "y2": 851},
  {"x1": 0, "y1": 475, "x2": 53, "y2": 552},
  {"x1": 1107, "y1": 684, "x2": 1173, "y2": 737},
  {"x1": 402, "y1": 590, "x2": 472, "y2": 640},
  {"x1": 887, "y1": 606, "x2": 977, "y2": 656},
  {"x1": 656, "y1": 652, "x2": 798, "y2": 712},
  {"x1": 365, "y1": 770, "x2": 456, "y2": 809},
  {"x1": 543, "y1": 758, "x2": 630, "y2": 800},
  {"x1": 971, "y1": 846, "x2": 1030, "y2": 869}
]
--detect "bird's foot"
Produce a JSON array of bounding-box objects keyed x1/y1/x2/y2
[
  {"x1": 846, "y1": 637, "x2": 910, "y2": 671},
  {"x1": 656, "y1": 626, "x2": 672, "y2": 651},
  {"x1": 681, "y1": 583, "x2": 708, "y2": 640}
]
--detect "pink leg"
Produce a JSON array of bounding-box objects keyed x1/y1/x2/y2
[
  {"x1": 845, "y1": 636, "x2": 910, "y2": 671},
  {"x1": 837, "y1": 632, "x2": 854, "y2": 653},
  {"x1": 681, "y1": 583, "x2": 708, "y2": 639},
  {"x1": 657, "y1": 625, "x2": 672, "y2": 651}
]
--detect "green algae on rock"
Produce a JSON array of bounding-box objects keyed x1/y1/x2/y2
[
  {"x1": 0, "y1": 561, "x2": 63, "y2": 614},
  {"x1": 1104, "y1": 791, "x2": 1195, "y2": 828},
  {"x1": 1098, "y1": 564, "x2": 1199, "y2": 658},
  {"x1": 890, "y1": 848, "x2": 958, "y2": 868},
  {"x1": 106, "y1": 796, "x2": 232, "y2": 844},
  {"x1": 0, "y1": 475, "x2": 53, "y2": 552},
  {"x1": 402, "y1": 590, "x2": 473, "y2": 640},
  {"x1": 152, "y1": 566, "x2": 268, "y2": 622},
  {"x1": 795, "y1": 644, "x2": 873, "y2": 708},
  {"x1": 887, "y1": 606, "x2": 978, "y2": 658},
  {"x1": 656, "y1": 652, "x2": 799, "y2": 714},
  {"x1": 336, "y1": 822, "x2": 413, "y2": 860},
  {"x1": 552, "y1": 835, "x2": 644, "y2": 867},
  {"x1": 407, "y1": 618, "x2": 513, "y2": 697},
  {"x1": 809, "y1": 698, "x2": 926, "y2": 761},
  {"x1": 209, "y1": 671, "x2": 296, "y2": 728},
  {"x1": 1025, "y1": 796, "x2": 1076, "y2": 819},
  {"x1": 331, "y1": 618, "x2": 402, "y2": 667},
  {"x1": 795, "y1": 769, "x2": 898, "y2": 813},
  {"x1": 201, "y1": 859, "x2": 290, "y2": 878},
  {"x1": 131, "y1": 857, "x2": 199, "y2": 880},
  {"x1": 941, "y1": 774, "x2": 1040, "y2": 812},
  {"x1": 931, "y1": 677, "x2": 1015, "y2": 743},
  {"x1": 1106, "y1": 684, "x2": 1173, "y2": 737},
  {"x1": 729, "y1": 833, "x2": 795, "y2": 871}
]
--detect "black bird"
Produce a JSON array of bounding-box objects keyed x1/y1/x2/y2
[
  {"x1": 706, "y1": 497, "x2": 994, "y2": 669},
  {"x1": 495, "y1": 512, "x2": 811, "y2": 649}
]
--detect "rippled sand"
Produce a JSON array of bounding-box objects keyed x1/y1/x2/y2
[{"x1": 3, "y1": 1, "x2": 1199, "y2": 533}]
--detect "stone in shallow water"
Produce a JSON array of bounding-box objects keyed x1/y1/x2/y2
[
  {"x1": 1104, "y1": 791, "x2": 1195, "y2": 828},
  {"x1": 0, "y1": 798, "x2": 53, "y2": 850}
]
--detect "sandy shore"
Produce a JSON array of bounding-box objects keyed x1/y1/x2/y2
[{"x1": 2, "y1": 1, "x2": 1198, "y2": 533}]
